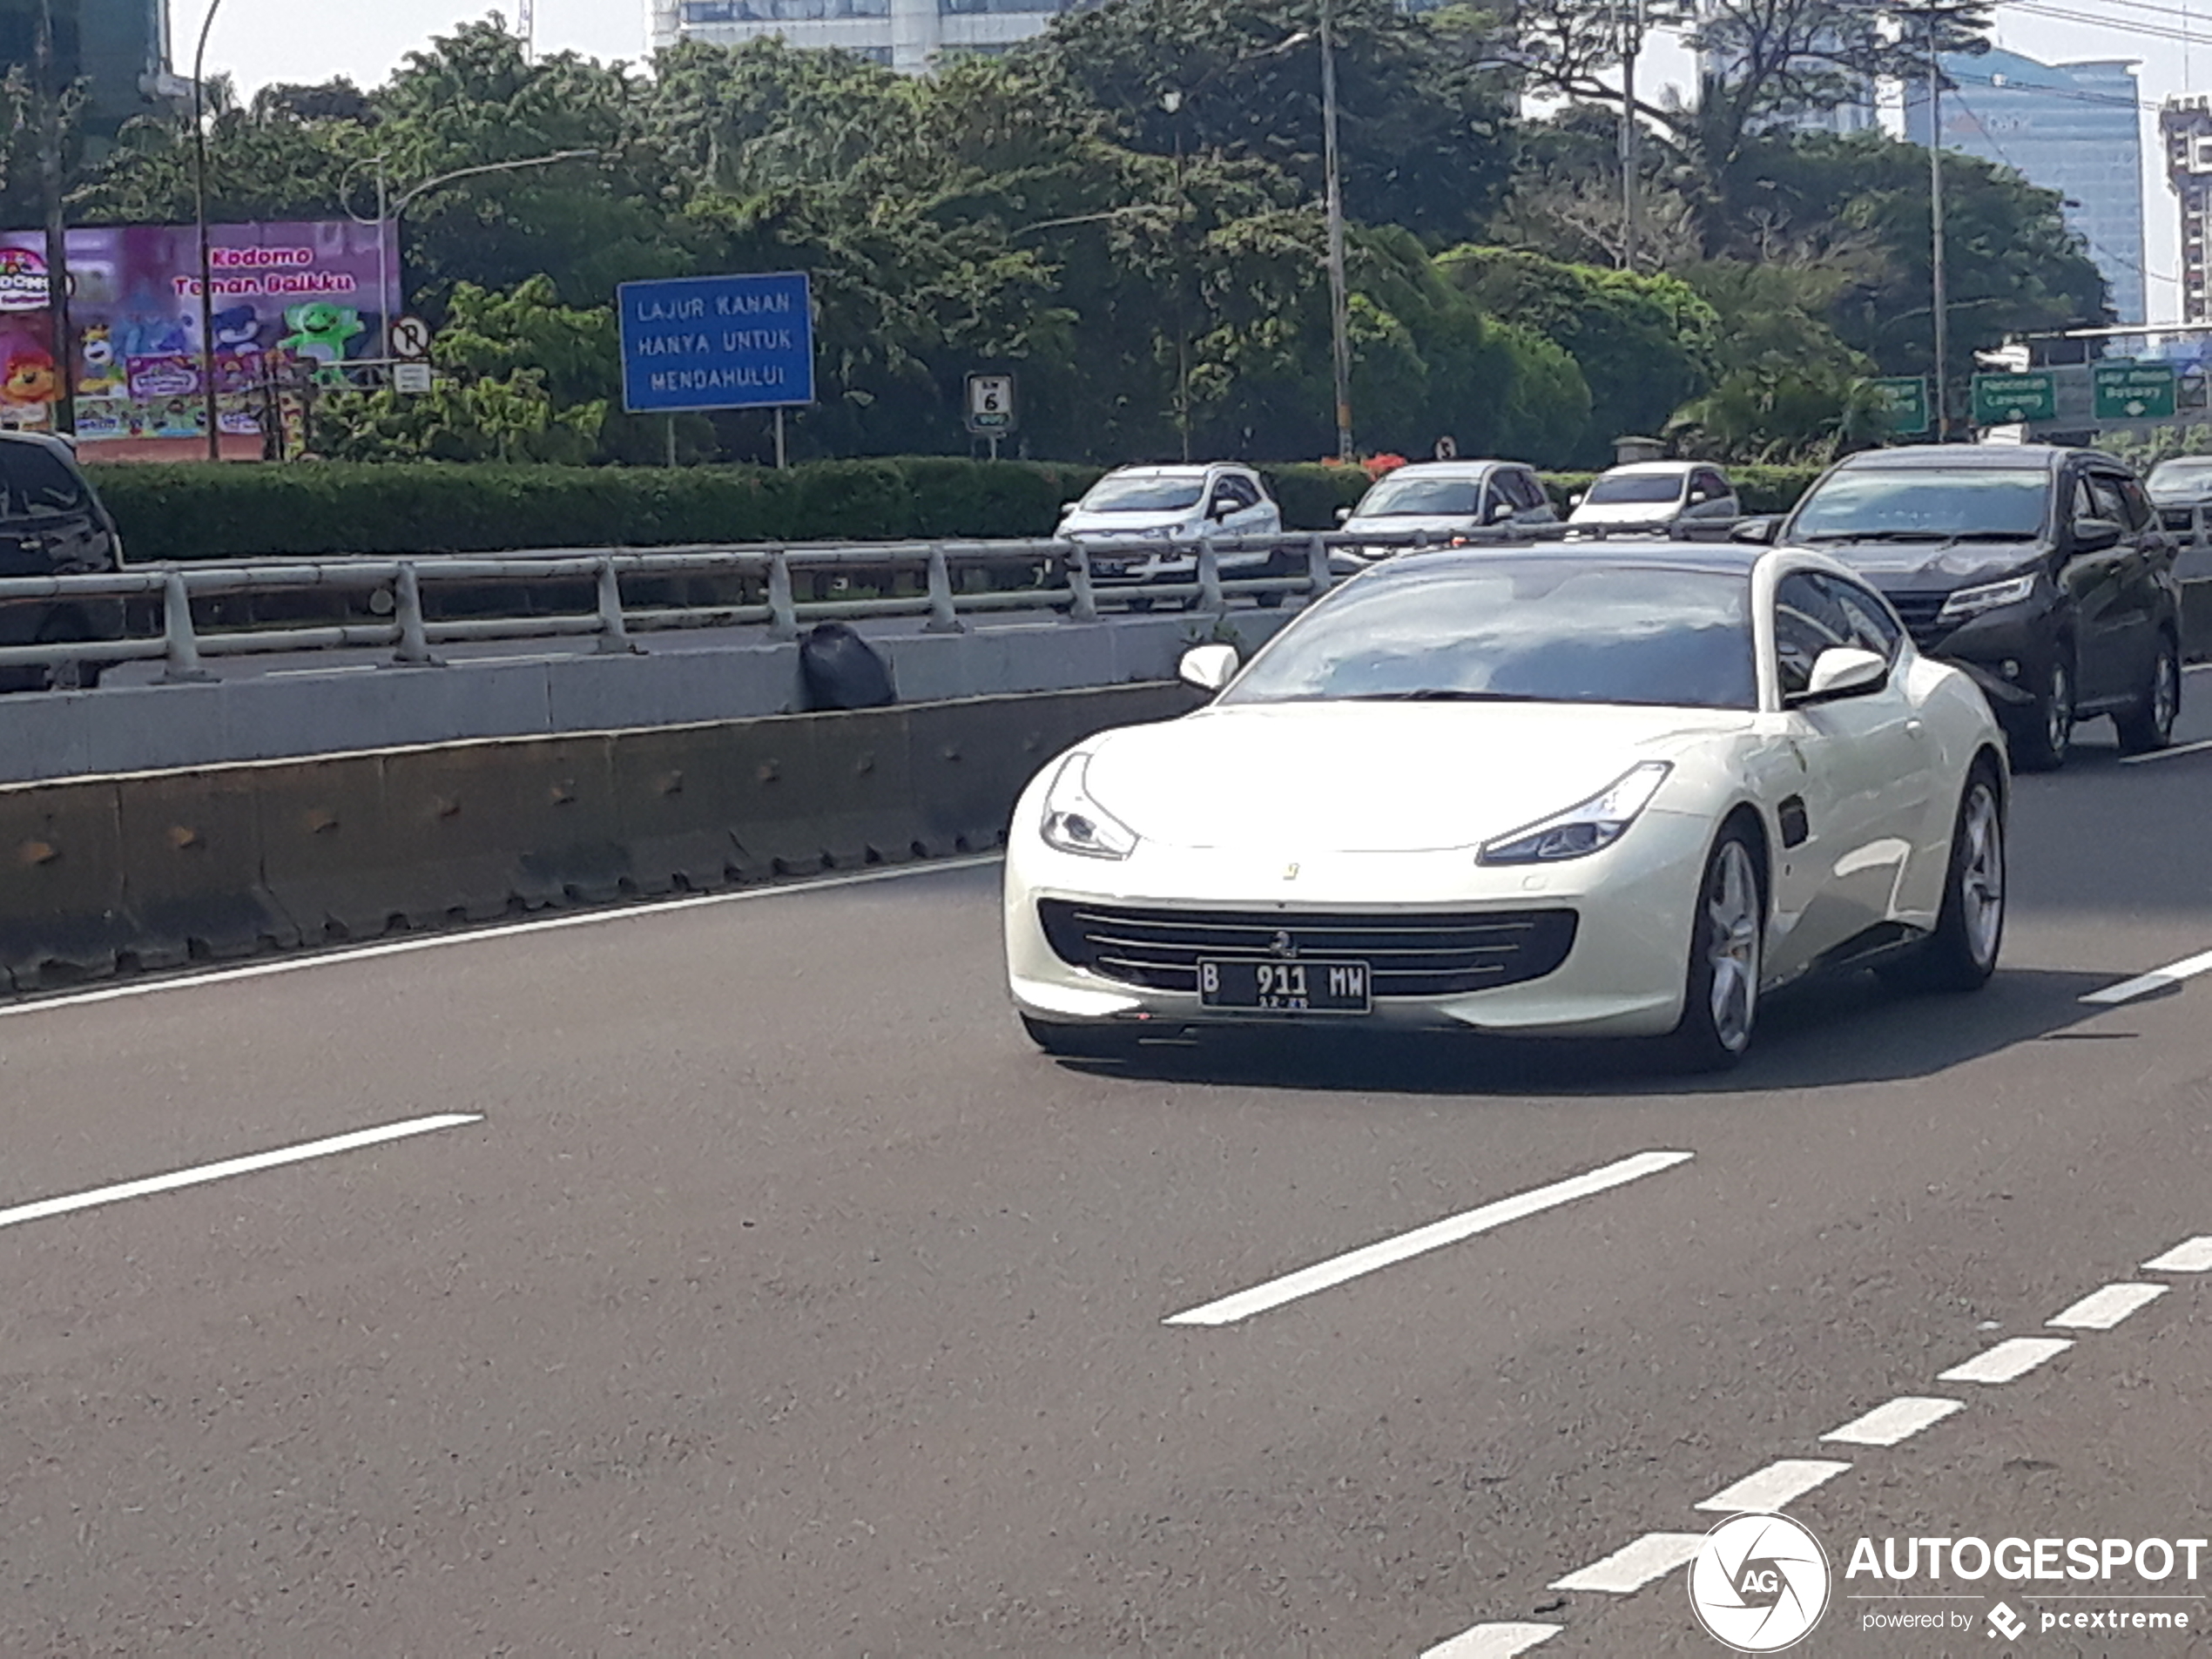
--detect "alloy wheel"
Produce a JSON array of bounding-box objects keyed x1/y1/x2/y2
[
  {"x1": 1707, "y1": 840, "x2": 1761, "y2": 1054},
  {"x1": 1960, "y1": 783, "x2": 2006, "y2": 971}
]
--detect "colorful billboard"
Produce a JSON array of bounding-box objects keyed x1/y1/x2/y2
[{"x1": 0, "y1": 220, "x2": 397, "y2": 443}]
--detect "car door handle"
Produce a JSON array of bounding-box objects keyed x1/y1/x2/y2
[{"x1": 1905, "y1": 718, "x2": 1925, "y2": 739}]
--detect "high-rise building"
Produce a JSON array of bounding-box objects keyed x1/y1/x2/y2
[
  {"x1": 0, "y1": 0, "x2": 174, "y2": 145},
  {"x1": 1904, "y1": 50, "x2": 2146, "y2": 325},
  {"x1": 648, "y1": 0, "x2": 1080, "y2": 72},
  {"x1": 2163, "y1": 96, "x2": 2212, "y2": 323}
]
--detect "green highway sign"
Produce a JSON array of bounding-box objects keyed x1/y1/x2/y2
[
  {"x1": 1869, "y1": 375, "x2": 1930, "y2": 437},
  {"x1": 1971, "y1": 371, "x2": 2057, "y2": 426},
  {"x1": 2093, "y1": 361, "x2": 2176, "y2": 421}
]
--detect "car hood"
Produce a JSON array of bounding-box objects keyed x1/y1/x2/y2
[
  {"x1": 1780, "y1": 537, "x2": 2043, "y2": 588},
  {"x1": 1340, "y1": 513, "x2": 1482, "y2": 539},
  {"x1": 1062, "y1": 508, "x2": 1195, "y2": 537},
  {"x1": 1568, "y1": 501, "x2": 1682, "y2": 525},
  {"x1": 1081, "y1": 702, "x2": 1750, "y2": 853}
]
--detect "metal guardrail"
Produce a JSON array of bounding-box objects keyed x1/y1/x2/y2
[{"x1": 0, "y1": 522, "x2": 1736, "y2": 684}]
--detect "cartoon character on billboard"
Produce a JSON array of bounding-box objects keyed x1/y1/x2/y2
[
  {"x1": 76, "y1": 323, "x2": 126, "y2": 399},
  {"x1": 280, "y1": 301, "x2": 363, "y2": 368},
  {"x1": 2, "y1": 347, "x2": 57, "y2": 408},
  {"x1": 212, "y1": 304, "x2": 262, "y2": 354}
]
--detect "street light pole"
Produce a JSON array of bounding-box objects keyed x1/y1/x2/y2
[
  {"x1": 35, "y1": 0, "x2": 74, "y2": 437},
  {"x1": 1617, "y1": 0, "x2": 1642, "y2": 272},
  {"x1": 1319, "y1": 0, "x2": 1352, "y2": 462},
  {"x1": 191, "y1": 0, "x2": 227, "y2": 462},
  {"x1": 1927, "y1": 1, "x2": 1951, "y2": 440}
]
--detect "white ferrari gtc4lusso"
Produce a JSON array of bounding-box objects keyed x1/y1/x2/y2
[{"x1": 1004, "y1": 543, "x2": 2009, "y2": 1069}]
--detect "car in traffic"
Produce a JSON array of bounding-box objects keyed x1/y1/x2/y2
[
  {"x1": 1328, "y1": 459, "x2": 1558, "y2": 575},
  {"x1": 1057, "y1": 463, "x2": 1283, "y2": 599},
  {"x1": 1566, "y1": 461, "x2": 1739, "y2": 533},
  {"x1": 1005, "y1": 543, "x2": 2008, "y2": 1069},
  {"x1": 1743, "y1": 445, "x2": 2180, "y2": 769},
  {"x1": 0, "y1": 429, "x2": 125, "y2": 694},
  {"x1": 2145, "y1": 455, "x2": 2212, "y2": 537}
]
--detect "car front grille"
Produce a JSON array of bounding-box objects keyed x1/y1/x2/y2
[
  {"x1": 1884, "y1": 590, "x2": 1951, "y2": 647},
  {"x1": 1036, "y1": 900, "x2": 1578, "y2": 998}
]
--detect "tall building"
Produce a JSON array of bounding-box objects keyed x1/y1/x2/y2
[
  {"x1": 1904, "y1": 50, "x2": 2147, "y2": 326},
  {"x1": 2163, "y1": 96, "x2": 2212, "y2": 323},
  {"x1": 0, "y1": 0, "x2": 173, "y2": 144},
  {"x1": 648, "y1": 0, "x2": 1080, "y2": 72}
]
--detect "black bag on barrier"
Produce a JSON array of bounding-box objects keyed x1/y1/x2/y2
[{"x1": 799, "y1": 621, "x2": 896, "y2": 711}]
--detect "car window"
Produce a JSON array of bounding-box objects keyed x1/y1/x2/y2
[
  {"x1": 1501, "y1": 469, "x2": 1544, "y2": 511},
  {"x1": 1216, "y1": 474, "x2": 1259, "y2": 511},
  {"x1": 1352, "y1": 474, "x2": 1481, "y2": 517},
  {"x1": 1773, "y1": 572, "x2": 1854, "y2": 698},
  {"x1": 2087, "y1": 474, "x2": 2133, "y2": 527},
  {"x1": 0, "y1": 442, "x2": 89, "y2": 520},
  {"x1": 1082, "y1": 475, "x2": 1204, "y2": 513},
  {"x1": 2070, "y1": 477, "x2": 2097, "y2": 525},
  {"x1": 2118, "y1": 476, "x2": 2155, "y2": 529},
  {"x1": 1818, "y1": 574, "x2": 1903, "y2": 663},
  {"x1": 1585, "y1": 472, "x2": 1683, "y2": 505},
  {"x1": 1696, "y1": 470, "x2": 1732, "y2": 501}
]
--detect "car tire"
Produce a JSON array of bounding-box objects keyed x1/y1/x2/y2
[
  {"x1": 1878, "y1": 760, "x2": 2006, "y2": 995},
  {"x1": 1662, "y1": 824, "x2": 1763, "y2": 1072},
  {"x1": 1020, "y1": 1013, "x2": 1135, "y2": 1059},
  {"x1": 2007, "y1": 646, "x2": 2074, "y2": 772},
  {"x1": 2114, "y1": 631, "x2": 2181, "y2": 756}
]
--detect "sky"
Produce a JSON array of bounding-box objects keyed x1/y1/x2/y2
[{"x1": 172, "y1": 0, "x2": 2203, "y2": 322}]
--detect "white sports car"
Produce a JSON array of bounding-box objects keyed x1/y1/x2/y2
[{"x1": 1004, "y1": 544, "x2": 2009, "y2": 1069}]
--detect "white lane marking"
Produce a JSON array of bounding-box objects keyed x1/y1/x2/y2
[
  {"x1": 2047, "y1": 1281, "x2": 2168, "y2": 1330},
  {"x1": 2079, "y1": 947, "x2": 2212, "y2": 1006},
  {"x1": 1693, "y1": 1459, "x2": 1851, "y2": 1514},
  {"x1": 1163, "y1": 1150, "x2": 1695, "y2": 1327},
  {"x1": 2121, "y1": 736, "x2": 2212, "y2": 765},
  {"x1": 1421, "y1": 1623, "x2": 1561, "y2": 1659},
  {"x1": 0, "y1": 855, "x2": 1002, "y2": 1021},
  {"x1": 1936, "y1": 1337, "x2": 2074, "y2": 1385},
  {"x1": 0, "y1": 1113, "x2": 482, "y2": 1232},
  {"x1": 1548, "y1": 1533, "x2": 1704, "y2": 1595},
  {"x1": 2144, "y1": 1236, "x2": 2212, "y2": 1273},
  {"x1": 266, "y1": 664, "x2": 383, "y2": 678},
  {"x1": 1820, "y1": 1397, "x2": 1965, "y2": 1448}
]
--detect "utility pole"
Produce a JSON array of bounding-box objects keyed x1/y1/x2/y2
[
  {"x1": 34, "y1": 0, "x2": 75, "y2": 437},
  {"x1": 1320, "y1": 0, "x2": 1353, "y2": 461},
  {"x1": 1617, "y1": 0, "x2": 1642, "y2": 272},
  {"x1": 1928, "y1": 2, "x2": 1951, "y2": 440}
]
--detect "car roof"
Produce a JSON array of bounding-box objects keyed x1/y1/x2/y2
[
  {"x1": 1099, "y1": 462, "x2": 1241, "y2": 479},
  {"x1": 1359, "y1": 542, "x2": 1764, "y2": 582},
  {"x1": 1830, "y1": 443, "x2": 2116, "y2": 474},
  {"x1": 1369, "y1": 461, "x2": 1507, "y2": 479},
  {"x1": 1598, "y1": 460, "x2": 1704, "y2": 476}
]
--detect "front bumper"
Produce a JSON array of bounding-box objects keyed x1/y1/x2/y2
[
  {"x1": 1003, "y1": 808, "x2": 1716, "y2": 1039},
  {"x1": 1885, "y1": 594, "x2": 2060, "y2": 713}
]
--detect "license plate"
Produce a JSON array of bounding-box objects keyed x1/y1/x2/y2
[
  {"x1": 1198, "y1": 958, "x2": 1372, "y2": 1013},
  {"x1": 1090, "y1": 558, "x2": 1130, "y2": 577}
]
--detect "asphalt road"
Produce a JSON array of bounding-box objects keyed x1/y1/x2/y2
[{"x1": 7, "y1": 687, "x2": 2212, "y2": 1656}]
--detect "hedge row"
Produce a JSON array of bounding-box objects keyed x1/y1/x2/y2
[{"x1": 85, "y1": 456, "x2": 1823, "y2": 563}]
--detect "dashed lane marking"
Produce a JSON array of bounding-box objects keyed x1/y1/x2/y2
[
  {"x1": 1162, "y1": 1150, "x2": 1694, "y2": 1327},
  {"x1": 0, "y1": 1113, "x2": 482, "y2": 1232},
  {"x1": 1819, "y1": 1396, "x2": 1965, "y2": 1448},
  {"x1": 2144, "y1": 1236, "x2": 2212, "y2": 1273},
  {"x1": 2079, "y1": 947, "x2": 2212, "y2": 1005},
  {"x1": 1935, "y1": 1336, "x2": 2074, "y2": 1385},
  {"x1": 1419, "y1": 1622, "x2": 1561, "y2": 1659},
  {"x1": 1693, "y1": 1458, "x2": 1852, "y2": 1514},
  {"x1": 2121, "y1": 736, "x2": 2212, "y2": 765},
  {"x1": 1548, "y1": 1533, "x2": 1706, "y2": 1595},
  {"x1": 2048, "y1": 1281, "x2": 2169, "y2": 1330}
]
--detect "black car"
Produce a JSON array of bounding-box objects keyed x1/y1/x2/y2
[
  {"x1": 1742, "y1": 445, "x2": 2181, "y2": 769},
  {"x1": 0, "y1": 430, "x2": 125, "y2": 693}
]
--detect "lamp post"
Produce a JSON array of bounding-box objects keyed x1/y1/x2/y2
[
  {"x1": 1926, "y1": 0, "x2": 1951, "y2": 440},
  {"x1": 190, "y1": 0, "x2": 227, "y2": 462},
  {"x1": 1319, "y1": 0, "x2": 1352, "y2": 462},
  {"x1": 35, "y1": 0, "x2": 73, "y2": 437}
]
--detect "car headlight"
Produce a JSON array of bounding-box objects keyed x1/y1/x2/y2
[
  {"x1": 1478, "y1": 762, "x2": 1672, "y2": 866},
  {"x1": 1937, "y1": 573, "x2": 2038, "y2": 624},
  {"x1": 1040, "y1": 753, "x2": 1140, "y2": 860}
]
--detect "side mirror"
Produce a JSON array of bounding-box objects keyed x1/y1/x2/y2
[
  {"x1": 1487, "y1": 501, "x2": 1515, "y2": 524},
  {"x1": 1568, "y1": 492, "x2": 1585, "y2": 509},
  {"x1": 1333, "y1": 505, "x2": 1352, "y2": 526},
  {"x1": 1791, "y1": 646, "x2": 1888, "y2": 705},
  {"x1": 1058, "y1": 501, "x2": 1076, "y2": 517},
  {"x1": 1731, "y1": 516, "x2": 1780, "y2": 545},
  {"x1": 1177, "y1": 643, "x2": 1239, "y2": 693},
  {"x1": 2072, "y1": 515, "x2": 2123, "y2": 553}
]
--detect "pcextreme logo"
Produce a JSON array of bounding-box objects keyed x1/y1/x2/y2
[{"x1": 1689, "y1": 1512, "x2": 1833, "y2": 1652}]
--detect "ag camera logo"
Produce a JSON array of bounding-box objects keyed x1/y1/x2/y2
[{"x1": 1689, "y1": 1512, "x2": 1832, "y2": 1651}]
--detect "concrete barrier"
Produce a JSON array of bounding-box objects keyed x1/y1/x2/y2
[{"x1": 0, "y1": 681, "x2": 1204, "y2": 994}]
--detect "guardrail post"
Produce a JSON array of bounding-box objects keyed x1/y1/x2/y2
[
  {"x1": 157, "y1": 569, "x2": 215, "y2": 684},
  {"x1": 1063, "y1": 542, "x2": 1098, "y2": 623},
  {"x1": 767, "y1": 548, "x2": 799, "y2": 640},
  {"x1": 922, "y1": 543, "x2": 967, "y2": 634},
  {"x1": 391, "y1": 563, "x2": 439, "y2": 665},
  {"x1": 1305, "y1": 534, "x2": 1334, "y2": 599},
  {"x1": 594, "y1": 556, "x2": 639, "y2": 654},
  {"x1": 1197, "y1": 538, "x2": 1225, "y2": 615}
]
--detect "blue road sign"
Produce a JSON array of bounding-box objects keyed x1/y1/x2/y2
[{"x1": 617, "y1": 272, "x2": 813, "y2": 415}]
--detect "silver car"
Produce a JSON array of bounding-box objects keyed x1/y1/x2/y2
[
  {"x1": 1567, "y1": 462, "x2": 1739, "y2": 534},
  {"x1": 1330, "y1": 460, "x2": 1557, "y2": 574}
]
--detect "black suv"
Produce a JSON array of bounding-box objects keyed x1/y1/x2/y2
[
  {"x1": 1744, "y1": 445, "x2": 2180, "y2": 769},
  {"x1": 0, "y1": 430, "x2": 125, "y2": 693}
]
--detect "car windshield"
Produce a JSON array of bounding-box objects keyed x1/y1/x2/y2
[
  {"x1": 0, "y1": 442, "x2": 88, "y2": 521},
  {"x1": 2148, "y1": 459, "x2": 2212, "y2": 495},
  {"x1": 1789, "y1": 469, "x2": 2047, "y2": 542},
  {"x1": 1353, "y1": 475, "x2": 1482, "y2": 516},
  {"x1": 1220, "y1": 560, "x2": 1757, "y2": 711},
  {"x1": 1080, "y1": 475, "x2": 1204, "y2": 513},
  {"x1": 1584, "y1": 474, "x2": 1687, "y2": 505}
]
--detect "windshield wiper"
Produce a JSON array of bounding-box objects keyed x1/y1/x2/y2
[
  {"x1": 1339, "y1": 690, "x2": 1534, "y2": 703},
  {"x1": 1799, "y1": 529, "x2": 1954, "y2": 543}
]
